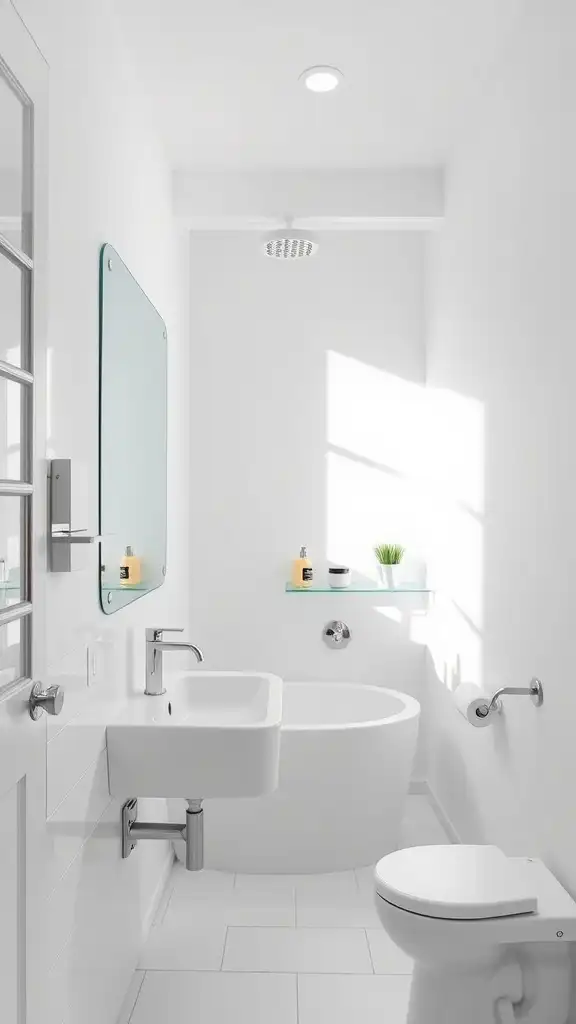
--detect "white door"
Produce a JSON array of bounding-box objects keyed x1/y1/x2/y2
[{"x1": 0, "y1": 3, "x2": 49, "y2": 1023}]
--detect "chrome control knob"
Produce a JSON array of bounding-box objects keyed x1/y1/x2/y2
[
  {"x1": 29, "y1": 682, "x2": 65, "y2": 720},
  {"x1": 323, "y1": 620, "x2": 351, "y2": 648}
]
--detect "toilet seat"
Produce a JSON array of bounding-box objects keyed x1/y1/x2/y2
[{"x1": 374, "y1": 845, "x2": 538, "y2": 920}]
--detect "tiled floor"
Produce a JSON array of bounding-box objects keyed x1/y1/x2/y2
[{"x1": 119, "y1": 795, "x2": 451, "y2": 1024}]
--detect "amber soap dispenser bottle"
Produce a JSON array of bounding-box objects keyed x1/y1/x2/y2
[
  {"x1": 291, "y1": 545, "x2": 313, "y2": 589},
  {"x1": 120, "y1": 545, "x2": 142, "y2": 586}
]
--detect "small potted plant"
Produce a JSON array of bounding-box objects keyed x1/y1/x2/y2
[{"x1": 374, "y1": 543, "x2": 405, "y2": 588}]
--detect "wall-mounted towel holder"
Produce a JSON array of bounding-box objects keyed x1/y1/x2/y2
[
  {"x1": 49, "y1": 459, "x2": 100, "y2": 572},
  {"x1": 475, "y1": 677, "x2": 544, "y2": 720}
]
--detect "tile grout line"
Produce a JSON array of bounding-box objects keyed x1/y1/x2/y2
[
  {"x1": 364, "y1": 929, "x2": 376, "y2": 974},
  {"x1": 219, "y1": 926, "x2": 229, "y2": 970},
  {"x1": 138, "y1": 966, "x2": 412, "y2": 974},
  {"x1": 126, "y1": 970, "x2": 146, "y2": 1024},
  {"x1": 212, "y1": 923, "x2": 375, "y2": 931}
]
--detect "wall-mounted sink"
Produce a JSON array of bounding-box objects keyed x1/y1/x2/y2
[{"x1": 106, "y1": 672, "x2": 283, "y2": 798}]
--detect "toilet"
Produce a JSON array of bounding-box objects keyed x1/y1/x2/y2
[{"x1": 374, "y1": 845, "x2": 576, "y2": 1024}]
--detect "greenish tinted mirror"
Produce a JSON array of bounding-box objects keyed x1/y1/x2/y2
[{"x1": 99, "y1": 244, "x2": 167, "y2": 613}]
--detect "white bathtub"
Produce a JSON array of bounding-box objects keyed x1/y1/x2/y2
[{"x1": 197, "y1": 682, "x2": 420, "y2": 873}]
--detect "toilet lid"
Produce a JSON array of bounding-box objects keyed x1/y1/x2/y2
[{"x1": 374, "y1": 845, "x2": 538, "y2": 920}]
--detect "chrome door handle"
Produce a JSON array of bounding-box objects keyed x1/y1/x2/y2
[{"x1": 29, "y1": 682, "x2": 65, "y2": 720}]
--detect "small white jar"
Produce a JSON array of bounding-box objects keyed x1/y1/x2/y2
[{"x1": 328, "y1": 566, "x2": 351, "y2": 588}]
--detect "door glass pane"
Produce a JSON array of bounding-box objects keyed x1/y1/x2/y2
[
  {"x1": 0, "y1": 69, "x2": 28, "y2": 255},
  {"x1": 0, "y1": 497, "x2": 22, "y2": 606},
  {"x1": 0, "y1": 379, "x2": 22, "y2": 480},
  {"x1": 0, "y1": 618, "x2": 22, "y2": 687},
  {"x1": 0, "y1": 255, "x2": 25, "y2": 367}
]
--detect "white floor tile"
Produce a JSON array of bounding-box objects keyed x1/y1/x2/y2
[
  {"x1": 298, "y1": 974, "x2": 411, "y2": 1024},
  {"x1": 296, "y1": 871, "x2": 359, "y2": 898},
  {"x1": 130, "y1": 971, "x2": 297, "y2": 1024},
  {"x1": 296, "y1": 888, "x2": 381, "y2": 928},
  {"x1": 234, "y1": 871, "x2": 357, "y2": 898},
  {"x1": 171, "y1": 865, "x2": 235, "y2": 894},
  {"x1": 234, "y1": 873, "x2": 298, "y2": 893},
  {"x1": 138, "y1": 920, "x2": 227, "y2": 970},
  {"x1": 222, "y1": 926, "x2": 373, "y2": 974},
  {"x1": 366, "y1": 929, "x2": 413, "y2": 974},
  {"x1": 165, "y1": 885, "x2": 296, "y2": 927}
]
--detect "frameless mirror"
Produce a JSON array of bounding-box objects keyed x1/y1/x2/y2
[{"x1": 99, "y1": 244, "x2": 167, "y2": 613}]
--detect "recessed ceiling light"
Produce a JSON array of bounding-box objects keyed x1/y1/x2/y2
[{"x1": 300, "y1": 66, "x2": 343, "y2": 93}]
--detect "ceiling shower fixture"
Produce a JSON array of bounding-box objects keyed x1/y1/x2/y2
[{"x1": 262, "y1": 220, "x2": 319, "y2": 260}]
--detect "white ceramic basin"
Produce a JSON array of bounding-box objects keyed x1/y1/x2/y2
[{"x1": 106, "y1": 672, "x2": 283, "y2": 798}]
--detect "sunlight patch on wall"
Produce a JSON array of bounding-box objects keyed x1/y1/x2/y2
[
  {"x1": 327, "y1": 350, "x2": 426, "y2": 479},
  {"x1": 326, "y1": 449, "x2": 425, "y2": 581},
  {"x1": 325, "y1": 351, "x2": 428, "y2": 581},
  {"x1": 374, "y1": 607, "x2": 403, "y2": 624}
]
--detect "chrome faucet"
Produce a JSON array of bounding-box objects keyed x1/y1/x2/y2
[{"x1": 145, "y1": 627, "x2": 204, "y2": 695}]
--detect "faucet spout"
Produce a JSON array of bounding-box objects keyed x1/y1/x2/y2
[{"x1": 153, "y1": 641, "x2": 204, "y2": 662}]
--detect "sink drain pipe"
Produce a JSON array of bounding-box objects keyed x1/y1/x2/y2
[
  {"x1": 121, "y1": 797, "x2": 204, "y2": 871},
  {"x1": 185, "y1": 800, "x2": 204, "y2": 871}
]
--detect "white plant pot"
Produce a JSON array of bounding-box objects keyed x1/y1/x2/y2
[{"x1": 378, "y1": 563, "x2": 402, "y2": 588}]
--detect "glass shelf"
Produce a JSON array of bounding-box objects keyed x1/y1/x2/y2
[
  {"x1": 0, "y1": 582, "x2": 19, "y2": 591},
  {"x1": 285, "y1": 582, "x2": 431, "y2": 594},
  {"x1": 101, "y1": 583, "x2": 150, "y2": 592}
]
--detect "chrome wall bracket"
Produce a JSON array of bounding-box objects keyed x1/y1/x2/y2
[
  {"x1": 475, "y1": 677, "x2": 544, "y2": 720},
  {"x1": 121, "y1": 797, "x2": 204, "y2": 870},
  {"x1": 49, "y1": 459, "x2": 100, "y2": 571}
]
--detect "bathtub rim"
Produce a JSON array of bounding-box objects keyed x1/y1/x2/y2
[{"x1": 280, "y1": 681, "x2": 420, "y2": 732}]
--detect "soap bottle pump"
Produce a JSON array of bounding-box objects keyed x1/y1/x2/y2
[{"x1": 291, "y1": 546, "x2": 313, "y2": 589}]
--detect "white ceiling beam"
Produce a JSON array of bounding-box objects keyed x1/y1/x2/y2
[{"x1": 173, "y1": 168, "x2": 444, "y2": 231}]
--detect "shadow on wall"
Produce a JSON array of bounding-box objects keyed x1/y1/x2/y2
[
  {"x1": 423, "y1": 319, "x2": 563, "y2": 859},
  {"x1": 326, "y1": 350, "x2": 427, "y2": 587}
]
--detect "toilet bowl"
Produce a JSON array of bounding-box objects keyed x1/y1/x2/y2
[{"x1": 374, "y1": 845, "x2": 576, "y2": 1024}]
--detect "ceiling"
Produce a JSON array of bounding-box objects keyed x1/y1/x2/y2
[{"x1": 117, "y1": 0, "x2": 524, "y2": 171}]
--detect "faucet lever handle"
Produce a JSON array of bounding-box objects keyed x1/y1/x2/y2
[{"x1": 146, "y1": 627, "x2": 184, "y2": 642}]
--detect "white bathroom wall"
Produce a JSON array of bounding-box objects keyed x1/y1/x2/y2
[
  {"x1": 12, "y1": 2, "x2": 190, "y2": 1022},
  {"x1": 188, "y1": 230, "x2": 428, "y2": 712},
  {"x1": 425, "y1": 0, "x2": 576, "y2": 900}
]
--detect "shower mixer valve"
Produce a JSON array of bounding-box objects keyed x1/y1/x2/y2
[{"x1": 323, "y1": 620, "x2": 351, "y2": 648}]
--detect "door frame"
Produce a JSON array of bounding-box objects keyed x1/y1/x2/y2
[
  {"x1": 0, "y1": 3, "x2": 49, "y2": 1022},
  {"x1": 0, "y1": 0, "x2": 49, "y2": 681}
]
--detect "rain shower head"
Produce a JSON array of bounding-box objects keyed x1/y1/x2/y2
[{"x1": 262, "y1": 229, "x2": 318, "y2": 260}]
